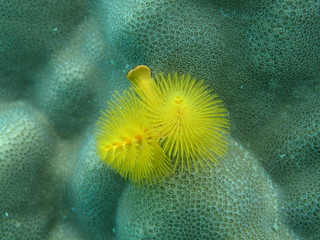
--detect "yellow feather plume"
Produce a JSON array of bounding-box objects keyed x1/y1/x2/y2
[
  {"x1": 96, "y1": 65, "x2": 230, "y2": 185},
  {"x1": 128, "y1": 65, "x2": 230, "y2": 172},
  {"x1": 95, "y1": 89, "x2": 173, "y2": 184}
]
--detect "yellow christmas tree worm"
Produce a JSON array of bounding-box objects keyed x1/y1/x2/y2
[
  {"x1": 128, "y1": 65, "x2": 230, "y2": 172},
  {"x1": 96, "y1": 89, "x2": 172, "y2": 185}
]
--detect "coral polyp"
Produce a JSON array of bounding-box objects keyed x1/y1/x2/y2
[
  {"x1": 128, "y1": 66, "x2": 230, "y2": 172},
  {"x1": 95, "y1": 89, "x2": 172, "y2": 184}
]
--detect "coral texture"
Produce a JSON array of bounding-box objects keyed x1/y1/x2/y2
[
  {"x1": 116, "y1": 139, "x2": 296, "y2": 240},
  {"x1": 0, "y1": 0, "x2": 318, "y2": 239},
  {"x1": 69, "y1": 132, "x2": 125, "y2": 240},
  {"x1": 0, "y1": 0, "x2": 89, "y2": 101},
  {"x1": 0, "y1": 102, "x2": 54, "y2": 239},
  {"x1": 101, "y1": 1, "x2": 319, "y2": 239},
  {"x1": 34, "y1": 18, "x2": 106, "y2": 137}
]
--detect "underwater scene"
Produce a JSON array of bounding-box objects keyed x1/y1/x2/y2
[{"x1": 0, "y1": 0, "x2": 319, "y2": 239}]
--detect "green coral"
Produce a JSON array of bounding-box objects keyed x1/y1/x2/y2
[{"x1": 116, "y1": 139, "x2": 296, "y2": 239}]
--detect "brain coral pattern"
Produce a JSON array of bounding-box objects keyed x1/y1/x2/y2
[
  {"x1": 0, "y1": 0, "x2": 89, "y2": 101},
  {"x1": 33, "y1": 18, "x2": 107, "y2": 137},
  {"x1": 116, "y1": 139, "x2": 296, "y2": 240},
  {"x1": 101, "y1": 0, "x2": 320, "y2": 149},
  {"x1": 0, "y1": 102, "x2": 55, "y2": 240},
  {"x1": 102, "y1": 1, "x2": 320, "y2": 238},
  {"x1": 0, "y1": 0, "x2": 319, "y2": 239},
  {"x1": 251, "y1": 87, "x2": 320, "y2": 240}
]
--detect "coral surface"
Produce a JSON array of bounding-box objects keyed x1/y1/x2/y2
[
  {"x1": 0, "y1": 0, "x2": 318, "y2": 239},
  {"x1": 116, "y1": 139, "x2": 296, "y2": 240}
]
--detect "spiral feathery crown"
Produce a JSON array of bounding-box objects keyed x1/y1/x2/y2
[
  {"x1": 96, "y1": 89, "x2": 172, "y2": 185},
  {"x1": 128, "y1": 65, "x2": 230, "y2": 172},
  {"x1": 96, "y1": 65, "x2": 229, "y2": 184}
]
